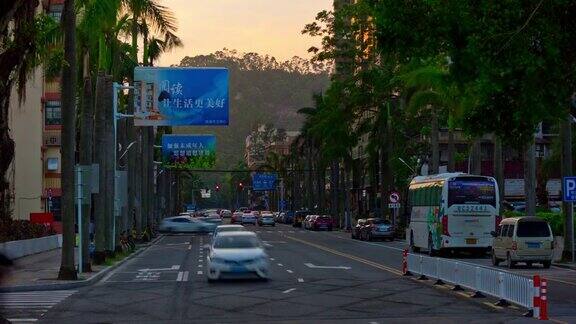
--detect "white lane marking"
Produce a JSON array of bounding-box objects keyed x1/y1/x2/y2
[
  {"x1": 197, "y1": 270, "x2": 203, "y2": 275},
  {"x1": 167, "y1": 242, "x2": 189, "y2": 246},
  {"x1": 270, "y1": 258, "x2": 275, "y2": 261},
  {"x1": 188, "y1": 245, "x2": 192, "y2": 250},
  {"x1": 298, "y1": 278, "x2": 304, "y2": 282},
  {"x1": 138, "y1": 265, "x2": 179, "y2": 272},
  {"x1": 282, "y1": 288, "x2": 297, "y2": 294},
  {"x1": 277, "y1": 263, "x2": 284, "y2": 267},
  {"x1": 369, "y1": 322, "x2": 380, "y2": 324},
  {"x1": 198, "y1": 259, "x2": 204, "y2": 263},
  {"x1": 286, "y1": 269, "x2": 293, "y2": 273},
  {"x1": 176, "y1": 271, "x2": 184, "y2": 281},
  {"x1": 182, "y1": 271, "x2": 189, "y2": 282},
  {"x1": 6, "y1": 319, "x2": 38, "y2": 322},
  {"x1": 304, "y1": 263, "x2": 351, "y2": 270},
  {"x1": 198, "y1": 264, "x2": 203, "y2": 268}
]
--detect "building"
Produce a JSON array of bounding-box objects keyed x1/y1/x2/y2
[
  {"x1": 8, "y1": 69, "x2": 44, "y2": 220},
  {"x1": 244, "y1": 125, "x2": 299, "y2": 169}
]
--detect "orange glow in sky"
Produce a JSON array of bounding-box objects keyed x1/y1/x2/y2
[{"x1": 157, "y1": 0, "x2": 332, "y2": 66}]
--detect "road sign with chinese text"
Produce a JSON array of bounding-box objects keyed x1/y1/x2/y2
[
  {"x1": 252, "y1": 173, "x2": 277, "y2": 191},
  {"x1": 161, "y1": 135, "x2": 216, "y2": 170}
]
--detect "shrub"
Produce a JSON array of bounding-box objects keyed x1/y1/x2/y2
[{"x1": 0, "y1": 219, "x2": 57, "y2": 243}]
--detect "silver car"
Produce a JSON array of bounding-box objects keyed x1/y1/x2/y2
[
  {"x1": 258, "y1": 213, "x2": 275, "y2": 227},
  {"x1": 207, "y1": 232, "x2": 269, "y2": 281},
  {"x1": 159, "y1": 216, "x2": 217, "y2": 233},
  {"x1": 213, "y1": 224, "x2": 246, "y2": 237}
]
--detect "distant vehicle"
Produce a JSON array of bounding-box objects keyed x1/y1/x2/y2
[
  {"x1": 239, "y1": 207, "x2": 249, "y2": 213},
  {"x1": 292, "y1": 210, "x2": 309, "y2": 228},
  {"x1": 213, "y1": 224, "x2": 246, "y2": 237},
  {"x1": 159, "y1": 216, "x2": 217, "y2": 233},
  {"x1": 360, "y1": 218, "x2": 393, "y2": 241},
  {"x1": 303, "y1": 215, "x2": 317, "y2": 230},
  {"x1": 351, "y1": 219, "x2": 366, "y2": 239},
  {"x1": 407, "y1": 173, "x2": 500, "y2": 256},
  {"x1": 220, "y1": 209, "x2": 232, "y2": 218},
  {"x1": 283, "y1": 211, "x2": 295, "y2": 224},
  {"x1": 201, "y1": 216, "x2": 223, "y2": 226},
  {"x1": 258, "y1": 213, "x2": 275, "y2": 227},
  {"x1": 207, "y1": 232, "x2": 269, "y2": 282},
  {"x1": 241, "y1": 211, "x2": 257, "y2": 225},
  {"x1": 274, "y1": 212, "x2": 284, "y2": 223},
  {"x1": 491, "y1": 217, "x2": 553, "y2": 269},
  {"x1": 311, "y1": 215, "x2": 333, "y2": 231},
  {"x1": 231, "y1": 211, "x2": 243, "y2": 224}
]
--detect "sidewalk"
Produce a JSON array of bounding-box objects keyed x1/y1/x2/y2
[
  {"x1": 553, "y1": 261, "x2": 576, "y2": 270},
  {"x1": 0, "y1": 236, "x2": 161, "y2": 291}
]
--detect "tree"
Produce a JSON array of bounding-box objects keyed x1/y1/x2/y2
[
  {"x1": 58, "y1": 0, "x2": 78, "y2": 280},
  {"x1": 0, "y1": 1, "x2": 60, "y2": 221}
]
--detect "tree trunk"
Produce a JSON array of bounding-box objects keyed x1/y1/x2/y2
[
  {"x1": 494, "y1": 135, "x2": 504, "y2": 207},
  {"x1": 469, "y1": 139, "x2": 482, "y2": 175},
  {"x1": 330, "y1": 160, "x2": 339, "y2": 221},
  {"x1": 93, "y1": 72, "x2": 107, "y2": 264},
  {"x1": 127, "y1": 89, "x2": 137, "y2": 233},
  {"x1": 140, "y1": 128, "x2": 149, "y2": 236},
  {"x1": 447, "y1": 129, "x2": 455, "y2": 172},
  {"x1": 0, "y1": 87, "x2": 15, "y2": 222},
  {"x1": 134, "y1": 129, "x2": 143, "y2": 233},
  {"x1": 147, "y1": 127, "x2": 155, "y2": 232},
  {"x1": 524, "y1": 138, "x2": 537, "y2": 216},
  {"x1": 79, "y1": 76, "x2": 93, "y2": 272},
  {"x1": 560, "y1": 116, "x2": 574, "y2": 261},
  {"x1": 58, "y1": 0, "x2": 78, "y2": 280},
  {"x1": 430, "y1": 109, "x2": 439, "y2": 175}
]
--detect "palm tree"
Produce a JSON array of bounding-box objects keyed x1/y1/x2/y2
[
  {"x1": 58, "y1": 0, "x2": 79, "y2": 280},
  {"x1": 401, "y1": 64, "x2": 463, "y2": 173}
]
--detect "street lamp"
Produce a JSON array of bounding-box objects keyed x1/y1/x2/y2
[
  {"x1": 398, "y1": 157, "x2": 417, "y2": 175},
  {"x1": 118, "y1": 141, "x2": 137, "y2": 161}
]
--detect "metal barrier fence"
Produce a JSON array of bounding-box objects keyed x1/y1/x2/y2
[{"x1": 403, "y1": 251, "x2": 547, "y2": 319}]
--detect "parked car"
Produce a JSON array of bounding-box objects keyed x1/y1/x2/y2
[
  {"x1": 230, "y1": 211, "x2": 243, "y2": 224},
  {"x1": 275, "y1": 212, "x2": 284, "y2": 223},
  {"x1": 207, "y1": 232, "x2": 269, "y2": 282},
  {"x1": 258, "y1": 213, "x2": 276, "y2": 227},
  {"x1": 213, "y1": 224, "x2": 246, "y2": 237},
  {"x1": 159, "y1": 216, "x2": 217, "y2": 233},
  {"x1": 360, "y1": 218, "x2": 394, "y2": 241},
  {"x1": 283, "y1": 211, "x2": 295, "y2": 224},
  {"x1": 351, "y1": 219, "x2": 366, "y2": 239},
  {"x1": 303, "y1": 215, "x2": 316, "y2": 229},
  {"x1": 292, "y1": 210, "x2": 309, "y2": 227},
  {"x1": 220, "y1": 209, "x2": 232, "y2": 218},
  {"x1": 241, "y1": 211, "x2": 257, "y2": 225},
  {"x1": 491, "y1": 217, "x2": 554, "y2": 269},
  {"x1": 311, "y1": 215, "x2": 333, "y2": 231}
]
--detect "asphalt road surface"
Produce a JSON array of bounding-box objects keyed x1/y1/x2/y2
[{"x1": 7, "y1": 224, "x2": 576, "y2": 323}]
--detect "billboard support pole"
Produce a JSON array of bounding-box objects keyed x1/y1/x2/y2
[{"x1": 112, "y1": 82, "x2": 134, "y2": 250}]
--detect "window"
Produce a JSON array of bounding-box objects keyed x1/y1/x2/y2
[
  {"x1": 46, "y1": 158, "x2": 59, "y2": 171},
  {"x1": 448, "y1": 177, "x2": 496, "y2": 207},
  {"x1": 517, "y1": 221, "x2": 550, "y2": 238},
  {"x1": 48, "y1": 4, "x2": 63, "y2": 21},
  {"x1": 495, "y1": 225, "x2": 502, "y2": 236},
  {"x1": 507, "y1": 225, "x2": 514, "y2": 238},
  {"x1": 500, "y1": 225, "x2": 509, "y2": 237},
  {"x1": 45, "y1": 101, "x2": 62, "y2": 126}
]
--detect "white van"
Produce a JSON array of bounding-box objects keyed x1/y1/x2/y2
[{"x1": 491, "y1": 217, "x2": 554, "y2": 268}]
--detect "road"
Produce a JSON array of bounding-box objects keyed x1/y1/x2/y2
[{"x1": 3, "y1": 223, "x2": 575, "y2": 323}]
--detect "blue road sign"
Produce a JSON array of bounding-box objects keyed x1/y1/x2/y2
[
  {"x1": 563, "y1": 176, "x2": 576, "y2": 202},
  {"x1": 252, "y1": 173, "x2": 277, "y2": 191}
]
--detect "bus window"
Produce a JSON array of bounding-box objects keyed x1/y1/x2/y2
[{"x1": 448, "y1": 177, "x2": 496, "y2": 207}]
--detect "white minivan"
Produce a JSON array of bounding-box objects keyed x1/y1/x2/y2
[{"x1": 491, "y1": 217, "x2": 554, "y2": 269}]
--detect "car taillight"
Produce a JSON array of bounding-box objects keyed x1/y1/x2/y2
[
  {"x1": 512, "y1": 241, "x2": 517, "y2": 250},
  {"x1": 442, "y1": 217, "x2": 449, "y2": 236}
]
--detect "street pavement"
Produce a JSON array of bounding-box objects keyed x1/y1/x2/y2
[{"x1": 4, "y1": 223, "x2": 574, "y2": 323}]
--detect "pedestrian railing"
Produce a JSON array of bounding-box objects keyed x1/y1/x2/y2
[{"x1": 402, "y1": 250, "x2": 548, "y2": 320}]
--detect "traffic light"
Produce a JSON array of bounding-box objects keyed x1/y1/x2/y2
[
  {"x1": 239, "y1": 182, "x2": 243, "y2": 188},
  {"x1": 215, "y1": 184, "x2": 221, "y2": 192}
]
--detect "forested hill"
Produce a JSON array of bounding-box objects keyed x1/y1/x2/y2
[{"x1": 174, "y1": 49, "x2": 330, "y2": 168}]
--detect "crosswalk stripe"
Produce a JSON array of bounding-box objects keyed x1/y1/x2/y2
[{"x1": 0, "y1": 290, "x2": 76, "y2": 321}]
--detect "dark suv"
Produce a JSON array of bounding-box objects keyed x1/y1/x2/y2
[{"x1": 292, "y1": 210, "x2": 309, "y2": 227}]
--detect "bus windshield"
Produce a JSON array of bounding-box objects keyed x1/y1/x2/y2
[{"x1": 448, "y1": 178, "x2": 496, "y2": 207}]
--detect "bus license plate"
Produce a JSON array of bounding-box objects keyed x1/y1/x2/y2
[{"x1": 466, "y1": 238, "x2": 477, "y2": 245}]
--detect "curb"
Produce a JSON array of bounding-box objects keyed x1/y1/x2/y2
[
  {"x1": 552, "y1": 262, "x2": 576, "y2": 270},
  {"x1": 0, "y1": 235, "x2": 163, "y2": 292}
]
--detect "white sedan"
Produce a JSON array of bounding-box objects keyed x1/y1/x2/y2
[
  {"x1": 159, "y1": 216, "x2": 217, "y2": 233},
  {"x1": 241, "y1": 212, "x2": 257, "y2": 225},
  {"x1": 213, "y1": 224, "x2": 246, "y2": 237},
  {"x1": 207, "y1": 232, "x2": 269, "y2": 281}
]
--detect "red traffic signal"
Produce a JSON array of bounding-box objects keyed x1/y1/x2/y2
[
  {"x1": 238, "y1": 182, "x2": 243, "y2": 188},
  {"x1": 215, "y1": 184, "x2": 221, "y2": 191}
]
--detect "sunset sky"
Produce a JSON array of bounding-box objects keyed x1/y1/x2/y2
[{"x1": 157, "y1": 0, "x2": 333, "y2": 66}]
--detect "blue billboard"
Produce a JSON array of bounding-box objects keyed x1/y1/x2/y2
[
  {"x1": 134, "y1": 67, "x2": 229, "y2": 126},
  {"x1": 252, "y1": 173, "x2": 277, "y2": 191},
  {"x1": 161, "y1": 135, "x2": 216, "y2": 169}
]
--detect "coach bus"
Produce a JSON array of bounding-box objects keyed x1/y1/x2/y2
[{"x1": 407, "y1": 173, "x2": 500, "y2": 255}]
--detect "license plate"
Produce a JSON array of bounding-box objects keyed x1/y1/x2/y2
[
  {"x1": 526, "y1": 242, "x2": 541, "y2": 248},
  {"x1": 466, "y1": 238, "x2": 477, "y2": 244},
  {"x1": 230, "y1": 266, "x2": 247, "y2": 273}
]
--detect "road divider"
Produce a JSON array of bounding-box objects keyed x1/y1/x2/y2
[{"x1": 402, "y1": 249, "x2": 548, "y2": 320}]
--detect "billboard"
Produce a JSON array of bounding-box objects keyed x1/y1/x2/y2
[
  {"x1": 134, "y1": 67, "x2": 229, "y2": 126},
  {"x1": 161, "y1": 135, "x2": 216, "y2": 169},
  {"x1": 252, "y1": 173, "x2": 277, "y2": 191}
]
